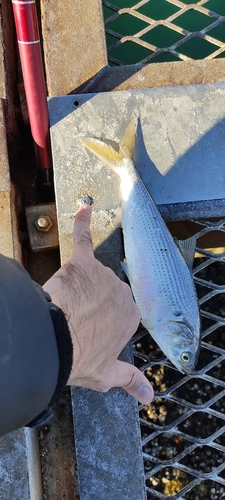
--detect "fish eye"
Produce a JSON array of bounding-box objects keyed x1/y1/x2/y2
[{"x1": 181, "y1": 352, "x2": 191, "y2": 363}]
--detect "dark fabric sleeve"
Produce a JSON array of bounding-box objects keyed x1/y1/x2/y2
[
  {"x1": 26, "y1": 299, "x2": 73, "y2": 428},
  {"x1": 0, "y1": 254, "x2": 72, "y2": 437}
]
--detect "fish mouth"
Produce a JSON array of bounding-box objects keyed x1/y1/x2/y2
[{"x1": 179, "y1": 365, "x2": 195, "y2": 375}]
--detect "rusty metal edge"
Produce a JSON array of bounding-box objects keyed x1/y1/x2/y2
[{"x1": 78, "y1": 59, "x2": 225, "y2": 94}]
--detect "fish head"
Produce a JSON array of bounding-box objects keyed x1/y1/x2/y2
[{"x1": 166, "y1": 320, "x2": 200, "y2": 374}]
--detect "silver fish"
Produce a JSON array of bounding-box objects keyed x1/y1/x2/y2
[{"x1": 81, "y1": 119, "x2": 201, "y2": 374}]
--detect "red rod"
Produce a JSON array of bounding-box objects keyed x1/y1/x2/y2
[{"x1": 12, "y1": 0, "x2": 53, "y2": 175}]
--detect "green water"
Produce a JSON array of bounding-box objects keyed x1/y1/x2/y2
[{"x1": 103, "y1": 0, "x2": 225, "y2": 64}]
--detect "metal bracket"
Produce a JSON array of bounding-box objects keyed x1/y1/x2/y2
[{"x1": 25, "y1": 202, "x2": 59, "y2": 251}]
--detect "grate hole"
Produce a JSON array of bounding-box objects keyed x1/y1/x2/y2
[
  {"x1": 172, "y1": 9, "x2": 215, "y2": 31},
  {"x1": 178, "y1": 412, "x2": 225, "y2": 439},
  {"x1": 147, "y1": 467, "x2": 194, "y2": 496},
  {"x1": 201, "y1": 314, "x2": 217, "y2": 332},
  {"x1": 181, "y1": 0, "x2": 203, "y2": 3},
  {"x1": 201, "y1": 293, "x2": 225, "y2": 317},
  {"x1": 141, "y1": 25, "x2": 184, "y2": 47},
  {"x1": 195, "y1": 259, "x2": 225, "y2": 286},
  {"x1": 178, "y1": 36, "x2": 221, "y2": 59},
  {"x1": 171, "y1": 377, "x2": 223, "y2": 406},
  {"x1": 143, "y1": 433, "x2": 192, "y2": 461},
  {"x1": 181, "y1": 445, "x2": 225, "y2": 473},
  {"x1": 137, "y1": 0, "x2": 180, "y2": 20},
  {"x1": 211, "y1": 396, "x2": 225, "y2": 419},
  {"x1": 195, "y1": 348, "x2": 218, "y2": 372},
  {"x1": 103, "y1": 6, "x2": 115, "y2": 20},
  {"x1": 141, "y1": 398, "x2": 188, "y2": 427},
  {"x1": 205, "y1": 0, "x2": 225, "y2": 16},
  {"x1": 148, "y1": 52, "x2": 181, "y2": 63},
  {"x1": 207, "y1": 359, "x2": 225, "y2": 381},
  {"x1": 108, "y1": 40, "x2": 153, "y2": 64},
  {"x1": 195, "y1": 282, "x2": 212, "y2": 300},
  {"x1": 107, "y1": 0, "x2": 136, "y2": 7},
  {"x1": 183, "y1": 480, "x2": 225, "y2": 499},
  {"x1": 209, "y1": 22, "x2": 225, "y2": 43},
  {"x1": 106, "y1": 12, "x2": 149, "y2": 36},
  {"x1": 205, "y1": 327, "x2": 225, "y2": 349},
  {"x1": 144, "y1": 364, "x2": 184, "y2": 392}
]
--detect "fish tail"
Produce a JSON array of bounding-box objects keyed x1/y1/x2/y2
[
  {"x1": 119, "y1": 118, "x2": 136, "y2": 160},
  {"x1": 81, "y1": 118, "x2": 136, "y2": 171}
]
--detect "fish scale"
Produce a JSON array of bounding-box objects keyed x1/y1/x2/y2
[
  {"x1": 81, "y1": 119, "x2": 201, "y2": 373},
  {"x1": 123, "y1": 172, "x2": 196, "y2": 322}
]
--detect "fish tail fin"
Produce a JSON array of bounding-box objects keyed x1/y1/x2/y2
[
  {"x1": 81, "y1": 118, "x2": 136, "y2": 171},
  {"x1": 120, "y1": 118, "x2": 136, "y2": 160},
  {"x1": 81, "y1": 137, "x2": 123, "y2": 170}
]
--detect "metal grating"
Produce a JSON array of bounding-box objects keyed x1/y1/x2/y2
[
  {"x1": 133, "y1": 218, "x2": 225, "y2": 499},
  {"x1": 102, "y1": 4, "x2": 225, "y2": 497},
  {"x1": 103, "y1": 0, "x2": 225, "y2": 65}
]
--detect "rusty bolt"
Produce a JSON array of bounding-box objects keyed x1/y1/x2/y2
[{"x1": 35, "y1": 215, "x2": 52, "y2": 232}]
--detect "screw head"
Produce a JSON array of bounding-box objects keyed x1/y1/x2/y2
[{"x1": 35, "y1": 215, "x2": 52, "y2": 232}]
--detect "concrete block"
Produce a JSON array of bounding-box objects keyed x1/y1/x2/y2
[{"x1": 41, "y1": 0, "x2": 107, "y2": 96}]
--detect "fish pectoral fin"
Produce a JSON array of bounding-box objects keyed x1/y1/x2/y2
[{"x1": 176, "y1": 235, "x2": 197, "y2": 270}]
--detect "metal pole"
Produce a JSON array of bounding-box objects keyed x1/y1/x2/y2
[
  {"x1": 12, "y1": 0, "x2": 54, "y2": 199},
  {"x1": 25, "y1": 428, "x2": 43, "y2": 500}
]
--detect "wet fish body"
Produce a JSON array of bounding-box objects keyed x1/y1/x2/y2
[{"x1": 81, "y1": 120, "x2": 201, "y2": 373}]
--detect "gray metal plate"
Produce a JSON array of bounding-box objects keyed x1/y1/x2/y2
[
  {"x1": 71, "y1": 348, "x2": 146, "y2": 500},
  {"x1": 49, "y1": 82, "x2": 225, "y2": 216},
  {"x1": 49, "y1": 83, "x2": 225, "y2": 500}
]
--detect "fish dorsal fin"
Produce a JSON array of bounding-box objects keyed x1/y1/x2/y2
[
  {"x1": 120, "y1": 118, "x2": 136, "y2": 160},
  {"x1": 176, "y1": 235, "x2": 196, "y2": 269}
]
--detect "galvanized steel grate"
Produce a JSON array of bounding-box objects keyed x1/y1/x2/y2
[
  {"x1": 103, "y1": 0, "x2": 225, "y2": 65},
  {"x1": 102, "y1": 5, "x2": 225, "y2": 496},
  {"x1": 133, "y1": 218, "x2": 225, "y2": 499}
]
